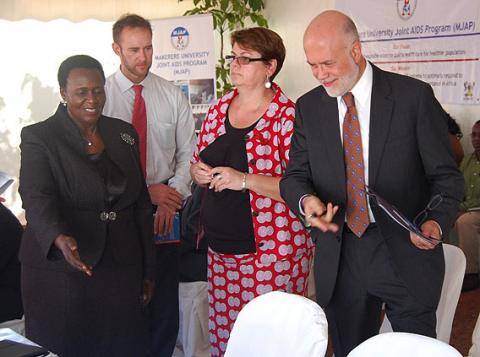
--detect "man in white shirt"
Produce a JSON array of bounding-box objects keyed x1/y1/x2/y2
[{"x1": 103, "y1": 14, "x2": 195, "y2": 357}]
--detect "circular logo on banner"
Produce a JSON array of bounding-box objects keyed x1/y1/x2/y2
[
  {"x1": 171, "y1": 26, "x2": 189, "y2": 50},
  {"x1": 397, "y1": 0, "x2": 417, "y2": 20}
]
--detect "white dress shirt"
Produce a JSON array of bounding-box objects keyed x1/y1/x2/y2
[
  {"x1": 337, "y1": 61, "x2": 374, "y2": 221},
  {"x1": 103, "y1": 69, "x2": 195, "y2": 198}
]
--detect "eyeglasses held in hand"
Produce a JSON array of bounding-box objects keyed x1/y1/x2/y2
[
  {"x1": 364, "y1": 185, "x2": 443, "y2": 247},
  {"x1": 225, "y1": 55, "x2": 266, "y2": 65},
  {"x1": 412, "y1": 194, "x2": 443, "y2": 227}
]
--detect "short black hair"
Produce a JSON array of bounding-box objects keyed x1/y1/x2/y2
[
  {"x1": 57, "y1": 55, "x2": 105, "y2": 89},
  {"x1": 113, "y1": 14, "x2": 152, "y2": 44}
]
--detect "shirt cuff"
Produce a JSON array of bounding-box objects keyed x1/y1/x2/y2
[
  {"x1": 430, "y1": 220, "x2": 443, "y2": 238},
  {"x1": 299, "y1": 194, "x2": 314, "y2": 216}
]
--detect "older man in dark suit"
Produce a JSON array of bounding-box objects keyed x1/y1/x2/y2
[{"x1": 280, "y1": 10, "x2": 463, "y2": 357}]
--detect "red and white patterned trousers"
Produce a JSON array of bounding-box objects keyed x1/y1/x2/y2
[{"x1": 207, "y1": 247, "x2": 313, "y2": 356}]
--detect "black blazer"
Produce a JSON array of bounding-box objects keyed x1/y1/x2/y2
[
  {"x1": 280, "y1": 64, "x2": 464, "y2": 308},
  {"x1": 19, "y1": 104, "x2": 155, "y2": 279}
]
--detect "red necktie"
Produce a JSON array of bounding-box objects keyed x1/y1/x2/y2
[
  {"x1": 343, "y1": 92, "x2": 370, "y2": 237},
  {"x1": 132, "y1": 84, "x2": 147, "y2": 178}
]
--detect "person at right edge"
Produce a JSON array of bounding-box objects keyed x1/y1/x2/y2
[
  {"x1": 280, "y1": 10, "x2": 464, "y2": 357},
  {"x1": 454, "y1": 120, "x2": 480, "y2": 291}
]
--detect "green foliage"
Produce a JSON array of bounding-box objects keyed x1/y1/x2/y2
[{"x1": 179, "y1": 0, "x2": 268, "y2": 97}]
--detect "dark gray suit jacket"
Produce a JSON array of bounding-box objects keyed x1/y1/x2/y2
[
  {"x1": 280, "y1": 64, "x2": 463, "y2": 308},
  {"x1": 19, "y1": 104, "x2": 155, "y2": 280}
]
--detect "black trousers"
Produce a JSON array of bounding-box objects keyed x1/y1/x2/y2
[
  {"x1": 147, "y1": 244, "x2": 180, "y2": 357},
  {"x1": 325, "y1": 224, "x2": 437, "y2": 357}
]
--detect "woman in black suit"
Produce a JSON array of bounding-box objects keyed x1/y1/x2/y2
[{"x1": 19, "y1": 55, "x2": 155, "y2": 356}]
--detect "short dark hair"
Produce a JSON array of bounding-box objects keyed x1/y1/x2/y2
[
  {"x1": 231, "y1": 27, "x2": 286, "y2": 81},
  {"x1": 113, "y1": 14, "x2": 152, "y2": 44},
  {"x1": 57, "y1": 55, "x2": 105, "y2": 88}
]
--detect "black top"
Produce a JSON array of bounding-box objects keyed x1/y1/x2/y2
[
  {"x1": 89, "y1": 151, "x2": 126, "y2": 264},
  {"x1": 200, "y1": 116, "x2": 257, "y2": 254},
  {"x1": 89, "y1": 151, "x2": 126, "y2": 209}
]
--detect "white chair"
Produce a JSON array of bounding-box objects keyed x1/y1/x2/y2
[
  {"x1": 468, "y1": 313, "x2": 480, "y2": 357},
  {"x1": 173, "y1": 281, "x2": 210, "y2": 357},
  {"x1": 347, "y1": 332, "x2": 462, "y2": 357},
  {"x1": 380, "y1": 244, "x2": 466, "y2": 343},
  {"x1": 0, "y1": 327, "x2": 57, "y2": 356},
  {"x1": 0, "y1": 318, "x2": 25, "y2": 336},
  {"x1": 224, "y1": 291, "x2": 328, "y2": 357}
]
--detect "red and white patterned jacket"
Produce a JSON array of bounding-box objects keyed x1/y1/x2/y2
[{"x1": 192, "y1": 83, "x2": 312, "y2": 265}]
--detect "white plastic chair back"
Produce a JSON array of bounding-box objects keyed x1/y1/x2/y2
[
  {"x1": 173, "y1": 282, "x2": 210, "y2": 357},
  {"x1": 224, "y1": 291, "x2": 328, "y2": 357},
  {"x1": 380, "y1": 244, "x2": 466, "y2": 343},
  {"x1": 348, "y1": 332, "x2": 462, "y2": 357},
  {"x1": 0, "y1": 327, "x2": 41, "y2": 347},
  {"x1": 468, "y1": 314, "x2": 480, "y2": 357},
  {"x1": 0, "y1": 318, "x2": 25, "y2": 336},
  {"x1": 436, "y1": 244, "x2": 466, "y2": 342}
]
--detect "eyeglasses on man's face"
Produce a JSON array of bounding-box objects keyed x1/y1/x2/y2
[{"x1": 225, "y1": 55, "x2": 266, "y2": 65}]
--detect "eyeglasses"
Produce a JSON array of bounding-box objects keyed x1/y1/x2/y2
[
  {"x1": 225, "y1": 55, "x2": 266, "y2": 65},
  {"x1": 363, "y1": 185, "x2": 443, "y2": 246},
  {"x1": 413, "y1": 194, "x2": 443, "y2": 227}
]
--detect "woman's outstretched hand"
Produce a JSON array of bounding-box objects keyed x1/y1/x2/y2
[{"x1": 54, "y1": 234, "x2": 92, "y2": 276}]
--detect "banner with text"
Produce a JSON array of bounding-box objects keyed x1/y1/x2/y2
[
  {"x1": 337, "y1": 0, "x2": 480, "y2": 104},
  {"x1": 151, "y1": 14, "x2": 216, "y2": 130}
]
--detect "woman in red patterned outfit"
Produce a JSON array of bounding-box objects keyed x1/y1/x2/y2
[{"x1": 190, "y1": 27, "x2": 313, "y2": 356}]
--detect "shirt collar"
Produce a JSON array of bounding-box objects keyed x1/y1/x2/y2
[
  {"x1": 336, "y1": 60, "x2": 373, "y2": 107},
  {"x1": 114, "y1": 67, "x2": 151, "y2": 93},
  {"x1": 350, "y1": 61, "x2": 372, "y2": 107}
]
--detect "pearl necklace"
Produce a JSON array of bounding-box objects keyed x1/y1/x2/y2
[{"x1": 83, "y1": 126, "x2": 98, "y2": 146}]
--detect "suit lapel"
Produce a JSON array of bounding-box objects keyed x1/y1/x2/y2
[
  {"x1": 98, "y1": 118, "x2": 141, "y2": 209},
  {"x1": 53, "y1": 104, "x2": 89, "y2": 155},
  {"x1": 318, "y1": 93, "x2": 346, "y2": 197},
  {"x1": 369, "y1": 65, "x2": 394, "y2": 188},
  {"x1": 51, "y1": 105, "x2": 105, "y2": 204}
]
